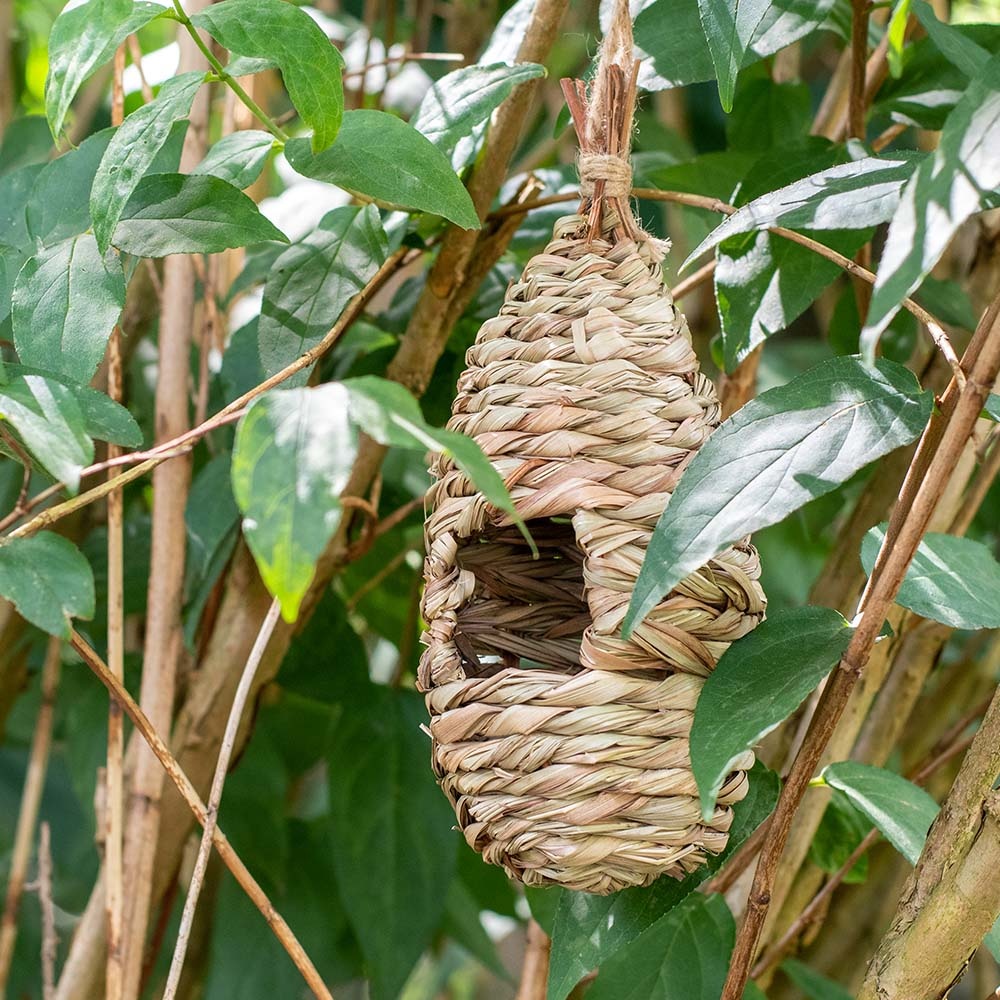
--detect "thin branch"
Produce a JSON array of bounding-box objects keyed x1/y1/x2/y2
[
  {"x1": 126, "y1": 34, "x2": 153, "y2": 104},
  {"x1": 68, "y1": 632, "x2": 335, "y2": 1000},
  {"x1": 342, "y1": 50, "x2": 463, "y2": 82},
  {"x1": 38, "y1": 823, "x2": 56, "y2": 1000},
  {"x1": 848, "y1": 0, "x2": 871, "y2": 141},
  {"x1": 515, "y1": 921, "x2": 551, "y2": 1000},
  {"x1": 720, "y1": 296, "x2": 1000, "y2": 1000},
  {"x1": 162, "y1": 598, "x2": 282, "y2": 1000},
  {"x1": 669, "y1": 258, "x2": 716, "y2": 303},
  {"x1": 0, "y1": 637, "x2": 61, "y2": 1000}
]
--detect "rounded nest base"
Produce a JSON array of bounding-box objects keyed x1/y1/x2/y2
[{"x1": 419, "y1": 211, "x2": 766, "y2": 894}]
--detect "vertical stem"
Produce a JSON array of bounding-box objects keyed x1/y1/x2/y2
[
  {"x1": 104, "y1": 43, "x2": 127, "y2": 1000},
  {"x1": 161, "y1": 599, "x2": 282, "y2": 1000},
  {"x1": 515, "y1": 921, "x2": 551, "y2": 1000},
  {"x1": 38, "y1": 823, "x2": 56, "y2": 1000},
  {"x1": 0, "y1": 637, "x2": 62, "y2": 1000},
  {"x1": 119, "y1": 10, "x2": 212, "y2": 996}
]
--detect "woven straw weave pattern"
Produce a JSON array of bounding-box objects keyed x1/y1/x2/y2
[{"x1": 419, "y1": 207, "x2": 766, "y2": 894}]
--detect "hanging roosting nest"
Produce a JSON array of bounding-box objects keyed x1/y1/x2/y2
[{"x1": 418, "y1": 9, "x2": 766, "y2": 895}]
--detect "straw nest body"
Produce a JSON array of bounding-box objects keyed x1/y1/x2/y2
[{"x1": 418, "y1": 207, "x2": 766, "y2": 895}]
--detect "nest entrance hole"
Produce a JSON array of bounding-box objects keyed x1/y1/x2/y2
[{"x1": 453, "y1": 517, "x2": 591, "y2": 678}]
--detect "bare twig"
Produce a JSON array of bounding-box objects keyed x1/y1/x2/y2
[
  {"x1": 848, "y1": 0, "x2": 871, "y2": 141},
  {"x1": 125, "y1": 34, "x2": 153, "y2": 104},
  {"x1": 720, "y1": 296, "x2": 1000, "y2": 999},
  {"x1": 162, "y1": 598, "x2": 282, "y2": 1000},
  {"x1": 342, "y1": 50, "x2": 463, "y2": 82},
  {"x1": 68, "y1": 632, "x2": 334, "y2": 1000},
  {"x1": 0, "y1": 637, "x2": 61, "y2": 1000},
  {"x1": 515, "y1": 921, "x2": 551, "y2": 1000},
  {"x1": 38, "y1": 823, "x2": 56, "y2": 1000}
]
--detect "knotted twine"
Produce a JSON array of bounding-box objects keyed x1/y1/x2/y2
[{"x1": 417, "y1": 0, "x2": 767, "y2": 895}]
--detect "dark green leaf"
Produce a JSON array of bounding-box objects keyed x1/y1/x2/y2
[
  {"x1": 782, "y1": 959, "x2": 853, "y2": 1000},
  {"x1": 191, "y1": 0, "x2": 344, "y2": 152},
  {"x1": 90, "y1": 71, "x2": 204, "y2": 254},
  {"x1": 0, "y1": 532, "x2": 95, "y2": 638},
  {"x1": 861, "y1": 525, "x2": 1000, "y2": 630},
  {"x1": 691, "y1": 606, "x2": 852, "y2": 818},
  {"x1": 862, "y1": 53, "x2": 1000, "y2": 348},
  {"x1": 688, "y1": 155, "x2": 920, "y2": 264},
  {"x1": 231, "y1": 384, "x2": 358, "y2": 621},
  {"x1": 625, "y1": 357, "x2": 933, "y2": 633},
  {"x1": 822, "y1": 761, "x2": 938, "y2": 865},
  {"x1": 12, "y1": 235, "x2": 125, "y2": 383},
  {"x1": 0, "y1": 117, "x2": 54, "y2": 173},
  {"x1": 114, "y1": 173, "x2": 288, "y2": 256},
  {"x1": 411, "y1": 62, "x2": 545, "y2": 164},
  {"x1": 0, "y1": 244, "x2": 27, "y2": 327},
  {"x1": 45, "y1": 0, "x2": 166, "y2": 137},
  {"x1": 184, "y1": 452, "x2": 239, "y2": 601},
  {"x1": 192, "y1": 130, "x2": 275, "y2": 189},
  {"x1": 697, "y1": 0, "x2": 771, "y2": 112},
  {"x1": 327, "y1": 686, "x2": 457, "y2": 1000},
  {"x1": 809, "y1": 789, "x2": 871, "y2": 884},
  {"x1": 285, "y1": 111, "x2": 480, "y2": 230},
  {"x1": 634, "y1": 0, "x2": 836, "y2": 91},
  {"x1": 0, "y1": 164, "x2": 45, "y2": 250},
  {"x1": 0, "y1": 375, "x2": 94, "y2": 491},
  {"x1": 585, "y1": 894, "x2": 734, "y2": 1000},
  {"x1": 26, "y1": 128, "x2": 114, "y2": 245},
  {"x1": 441, "y1": 879, "x2": 510, "y2": 980},
  {"x1": 914, "y1": 276, "x2": 977, "y2": 330},
  {"x1": 259, "y1": 206, "x2": 388, "y2": 378},
  {"x1": 546, "y1": 762, "x2": 780, "y2": 1000},
  {"x1": 725, "y1": 79, "x2": 813, "y2": 152},
  {"x1": 911, "y1": 1, "x2": 992, "y2": 78}
]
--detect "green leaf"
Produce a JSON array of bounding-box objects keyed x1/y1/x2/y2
[
  {"x1": 26, "y1": 128, "x2": 114, "y2": 245},
  {"x1": 697, "y1": 0, "x2": 771, "y2": 112},
  {"x1": 0, "y1": 116, "x2": 54, "y2": 173},
  {"x1": 411, "y1": 62, "x2": 545, "y2": 164},
  {"x1": 634, "y1": 0, "x2": 836, "y2": 91},
  {"x1": 687, "y1": 154, "x2": 920, "y2": 264},
  {"x1": 326, "y1": 686, "x2": 457, "y2": 1000},
  {"x1": 985, "y1": 394, "x2": 1000, "y2": 422},
  {"x1": 191, "y1": 0, "x2": 344, "y2": 152},
  {"x1": 861, "y1": 525, "x2": 1000, "y2": 630},
  {"x1": 821, "y1": 761, "x2": 938, "y2": 865},
  {"x1": 259, "y1": 206, "x2": 388, "y2": 378},
  {"x1": 0, "y1": 375, "x2": 94, "y2": 491},
  {"x1": 691, "y1": 606, "x2": 852, "y2": 819},
  {"x1": 585, "y1": 894, "x2": 734, "y2": 1000},
  {"x1": 231, "y1": 384, "x2": 358, "y2": 621},
  {"x1": 441, "y1": 879, "x2": 510, "y2": 980},
  {"x1": 0, "y1": 163, "x2": 45, "y2": 250},
  {"x1": 12, "y1": 234, "x2": 125, "y2": 383},
  {"x1": 113, "y1": 173, "x2": 288, "y2": 256},
  {"x1": 809, "y1": 789, "x2": 871, "y2": 884},
  {"x1": 914, "y1": 275, "x2": 977, "y2": 330},
  {"x1": 887, "y1": 0, "x2": 912, "y2": 79},
  {"x1": 184, "y1": 452, "x2": 239, "y2": 601},
  {"x1": 545, "y1": 761, "x2": 780, "y2": 1000},
  {"x1": 0, "y1": 532, "x2": 95, "y2": 638},
  {"x1": 45, "y1": 0, "x2": 166, "y2": 138},
  {"x1": 862, "y1": 53, "x2": 1000, "y2": 349},
  {"x1": 985, "y1": 917, "x2": 1000, "y2": 963},
  {"x1": 911, "y1": 1, "x2": 992, "y2": 78},
  {"x1": 625, "y1": 357, "x2": 933, "y2": 634},
  {"x1": 0, "y1": 243, "x2": 28, "y2": 327},
  {"x1": 782, "y1": 959, "x2": 853, "y2": 1000},
  {"x1": 192, "y1": 130, "x2": 275, "y2": 189},
  {"x1": 285, "y1": 110, "x2": 480, "y2": 230},
  {"x1": 341, "y1": 376, "x2": 526, "y2": 543},
  {"x1": 90, "y1": 71, "x2": 204, "y2": 254},
  {"x1": 725, "y1": 79, "x2": 813, "y2": 152}
]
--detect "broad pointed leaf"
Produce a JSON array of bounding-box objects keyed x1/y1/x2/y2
[
  {"x1": 862, "y1": 525, "x2": 1000, "y2": 630},
  {"x1": 625, "y1": 357, "x2": 933, "y2": 634},
  {"x1": 697, "y1": 0, "x2": 771, "y2": 112},
  {"x1": 691, "y1": 606, "x2": 853, "y2": 818},
  {"x1": 911, "y1": 1, "x2": 992, "y2": 78},
  {"x1": 192, "y1": 130, "x2": 275, "y2": 189},
  {"x1": 0, "y1": 532, "x2": 95, "y2": 638}
]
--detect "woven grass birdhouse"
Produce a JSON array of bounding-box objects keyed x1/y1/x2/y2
[{"x1": 418, "y1": 11, "x2": 766, "y2": 895}]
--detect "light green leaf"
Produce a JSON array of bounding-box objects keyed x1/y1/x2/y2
[
  {"x1": 231, "y1": 384, "x2": 357, "y2": 621},
  {"x1": 862, "y1": 53, "x2": 1000, "y2": 350},
  {"x1": 0, "y1": 532, "x2": 95, "y2": 638},
  {"x1": 113, "y1": 173, "x2": 288, "y2": 256},
  {"x1": 687, "y1": 155, "x2": 920, "y2": 265},
  {"x1": 911, "y1": 1, "x2": 992, "y2": 78},
  {"x1": 822, "y1": 761, "x2": 938, "y2": 865},
  {"x1": 585, "y1": 894, "x2": 734, "y2": 1000},
  {"x1": 411, "y1": 62, "x2": 545, "y2": 165},
  {"x1": 285, "y1": 110, "x2": 480, "y2": 230},
  {"x1": 12, "y1": 234, "x2": 125, "y2": 383},
  {"x1": 327, "y1": 686, "x2": 457, "y2": 1000},
  {"x1": 782, "y1": 959, "x2": 854, "y2": 1000},
  {"x1": 984, "y1": 394, "x2": 1000, "y2": 421},
  {"x1": 90, "y1": 71, "x2": 205, "y2": 254},
  {"x1": 45, "y1": 0, "x2": 166, "y2": 138},
  {"x1": 259, "y1": 206, "x2": 388, "y2": 378},
  {"x1": 691, "y1": 607, "x2": 852, "y2": 819},
  {"x1": 697, "y1": 0, "x2": 771, "y2": 112},
  {"x1": 888, "y1": 0, "x2": 912, "y2": 79},
  {"x1": 985, "y1": 917, "x2": 1000, "y2": 963},
  {"x1": 545, "y1": 762, "x2": 779, "y2": 1000},
  {"x1": 26, "y1": 127, "x2": 114, "y2": 245},
  {"x1": 0, "y1": 375, "x2": 94, "y2": 492},
  {"x1": 191, "y1": 0, "x2": 344, "y2": 152},
  {"x1": 625, "y1": 357, "x2": 933, "y2": 634},
  {"x1": 861, "y1": 525, "x2": 1000, "y2": 630},
  {"x1": 192, "y1": 130, "x2": 275, "y2": 189}
]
